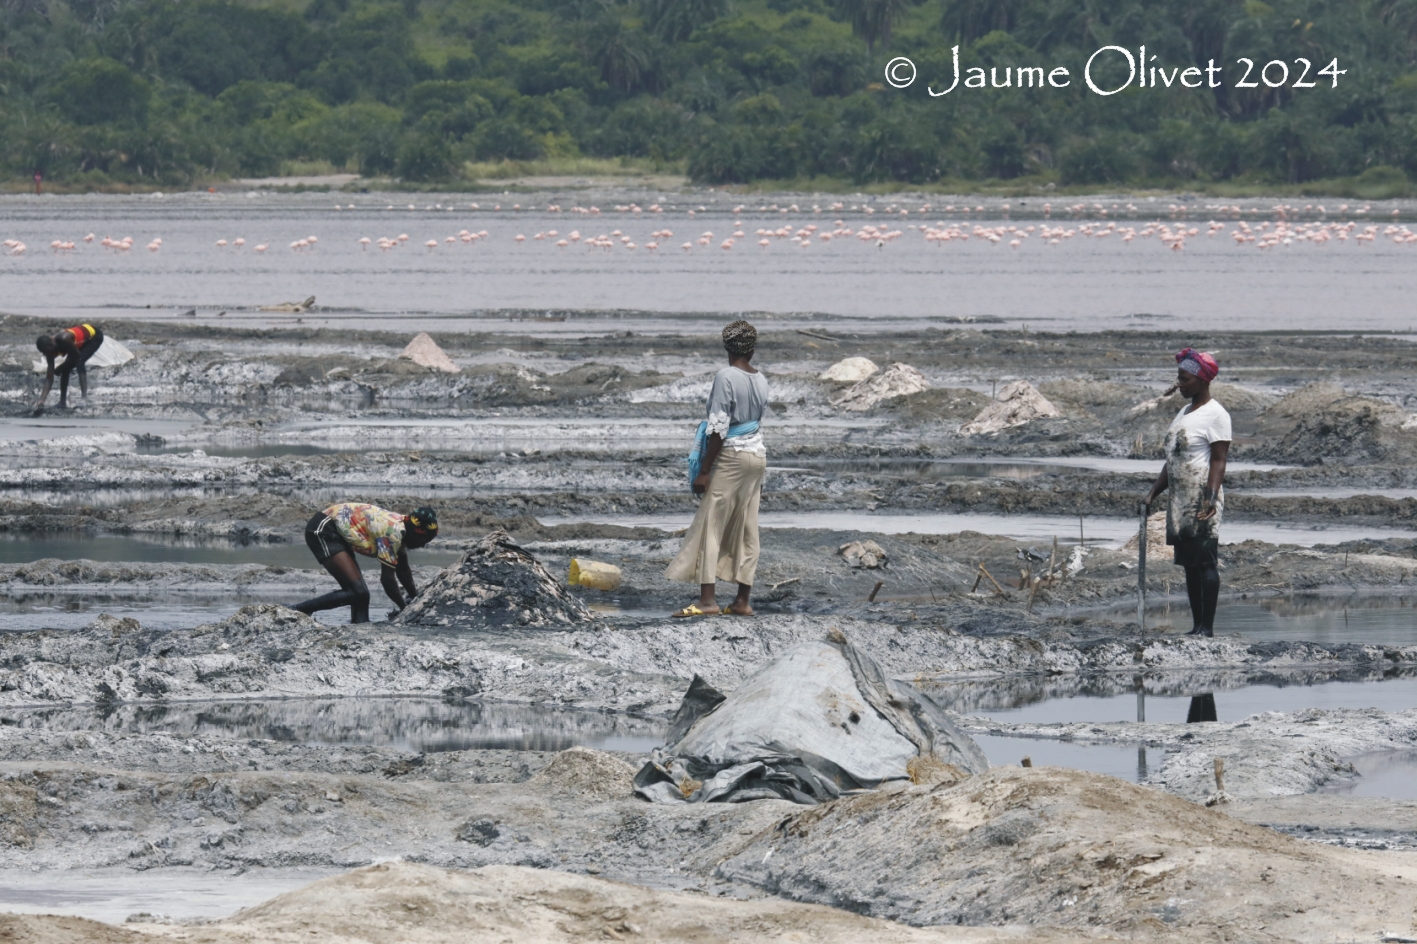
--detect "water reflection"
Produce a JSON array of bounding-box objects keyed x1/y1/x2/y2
[
  {"x1": 927, "y1": 668, "x2": 1417, "y2": 723},
  {"x1": 1113, "y1": 592, "x2": 1417, "y2": 646},
  {"x1": 1186, "y1": 694, "x2": 1219, "y2": 723}
]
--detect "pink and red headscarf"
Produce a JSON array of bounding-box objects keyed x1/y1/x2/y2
[{"x1": 1176, "y1": 348, "x2": 1218, "y2": 382}]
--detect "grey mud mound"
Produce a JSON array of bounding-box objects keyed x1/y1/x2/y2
[
  {"x1": 395, "y1": 530, "x2": 592, "y2": 628},
  {"x1": 721, "y1": 766, "x2": 1417, "y2": 940}
]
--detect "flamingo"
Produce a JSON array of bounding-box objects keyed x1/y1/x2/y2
[
  {"x1": 556, "y1": 239, "x2": 568, "y2": 248},
  {"x1": 515, "y1": 235, "x2": 525, "y2": 242},
  {"x1": 234, "y1": 238, "x2": 245, "y2": 248},
  {"x1": 254, "y1": 244, "x2": 267, "y2": 252},
  {"x1": 425, "y1": 240, "x2": 437, "y2": 250},
  {"x1": 216, "y1": 239, "x2": 227, "y2": 248},
  {"x1": 359, "y1": 237, "x2": 371, "y2": 249},
  {"x1": 83, "y1": 233, "x2": 95, "y2": 243}
]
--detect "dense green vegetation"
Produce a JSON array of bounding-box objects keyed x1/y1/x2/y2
[{"x1": 1, "y1": 0, "x2": 1416, "y2": 190}]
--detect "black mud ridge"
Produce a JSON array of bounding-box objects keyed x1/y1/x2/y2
[{"x1": 396, "y1": 529, "x2": 593, "y2": 628}]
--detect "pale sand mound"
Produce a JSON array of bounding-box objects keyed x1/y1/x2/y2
[
  {"x1": 5, "y1": 862, "x2": 1080, "y2": 944},
  {"x1": 820, "y1": 357, "x2": 879, "y2": 383},
  {"x1": 960, "y1": 380, "x2": 1060, "y2": 434},
  {"x1": 720, "y1": 766, "x2": 1417, "y2": 941},
  {"x1": 1121, "y1": 511, "x2": 1169, "y2": 561},
  {"x1": 528, "y1": 746, "x2": 637, "y2": 799},
  {"x1": 398, "y1": 333, "x2": 461, "y2": 373},
  {"x1": 832, "y1": 363, "x2": 929, "y2": 411}
]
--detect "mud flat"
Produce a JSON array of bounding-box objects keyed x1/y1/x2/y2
[{"x1": 5, "y1": 316, "x2": 1417, "y2": 940}]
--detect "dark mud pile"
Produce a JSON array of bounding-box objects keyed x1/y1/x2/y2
[{"x1": 395, "y1": 530, "x2": 592, "y2": 628}]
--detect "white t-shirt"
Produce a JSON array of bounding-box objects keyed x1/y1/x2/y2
[{"x1": 1164, "y1": 399, "x2": 1232, "y2": 542}]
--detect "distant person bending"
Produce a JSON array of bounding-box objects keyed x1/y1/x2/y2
[
  {"x1": 1143, "y1": 348, "x2": 1231, "y2": 637},
  {"x1": 292, "y1": 503, "x2": 438, "y2": 624},
  {"x1": 667, "y1": 320, "x2": 769, "y2": 617},
  {"x1": 33, "y1": 323, "x2": 104, "y2": 413}
]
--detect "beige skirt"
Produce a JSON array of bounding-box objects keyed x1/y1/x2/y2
[{"x1": 665, "y1": 448, "x2": 766, "y2": 586}]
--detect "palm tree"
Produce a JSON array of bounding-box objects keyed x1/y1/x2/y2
[
  {"x1": 641, "y1": 0, "x2": 731, "y2": 42},
  {"x1": 836, "y1": 0, "x2": 912, "y2": 56},
  {"x1": 588, "y1": 17, "x2": 651, "y2": 91},
  {"x1": 939, "y1": 0, "x2": 1027, "y2": 44}
]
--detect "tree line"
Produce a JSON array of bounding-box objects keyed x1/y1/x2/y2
[{"x1": 1, "y1": 0, "x2": 1415, "y2": 189}]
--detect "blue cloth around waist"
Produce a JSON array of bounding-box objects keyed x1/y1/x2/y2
[{"x1": 687, "y1": 420, "x2": 759, "y2": 490}]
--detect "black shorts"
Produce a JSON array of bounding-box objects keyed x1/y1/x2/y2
[
  {"x1": 60, "y1": 329, "x2": 104, "y2": 374},
  {"x1": 1172, "y1": 536, "x2": 1219, "y2": 568},
  {"x1": 305, "y1": 512, "x2": 353, "y2": 563}
]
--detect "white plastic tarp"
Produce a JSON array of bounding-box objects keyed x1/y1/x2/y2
[{"x1": 634, "y1": 631, "x2": 988, "y2": 804}]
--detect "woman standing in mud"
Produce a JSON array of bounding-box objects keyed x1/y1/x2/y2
[
  {"x1": 667, "y1": 320, "x2": 769, "y2": 617},
  {"x1": 32, "y1": 323, "x2": 104, "y2": 413},
  {"x1": 292, "y1": 502, "x2": 438, "y2": 623},
  {"x1": 1144, "y1": 349, "x2": 1231, "y2": 637}
]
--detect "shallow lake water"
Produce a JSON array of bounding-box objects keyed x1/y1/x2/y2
[
  {"x1": 1111, "y1": 594, "x2": 1417, "y2": 647},
  {"x1": 541, "y1": 510, "x2": 1417, "y2": 546},
  {"x1": 0, "y1": 533, "x2": 464, "y2": 569},
  {"x1": 3, "y1": 193, "x2": 1416, "y2": 332},
  {"x1": 0, "y1": 866, "x2": 341, "y2": 925},
  {"x1": 968, "y1": 675, "x2": 1417, "y2": 726}
]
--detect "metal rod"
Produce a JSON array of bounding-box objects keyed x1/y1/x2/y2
[{"x1": 1137, "y1": 500, "x2": 1148, "y2": 632}]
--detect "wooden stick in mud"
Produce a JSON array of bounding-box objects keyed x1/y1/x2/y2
[
  {"x1": 977, "y1": 565, "x2": 1006, "y2": 596},
  {"x1": 868, "y1": 581, "x2": 884, "y2": 602},
  {"x1": 1137, "y1": 500, "x2": 1149, "y2": 632},
  {"x1": 1047, "y1": 536, "x2": 1058, "y2": 585},
  {"x1": 796, "y1": 329, "x2": 840, "y2": 342}
]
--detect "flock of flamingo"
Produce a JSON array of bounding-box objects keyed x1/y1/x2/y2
[{"x1": 5, "y1": 199, "x2": 1411, "y2": 257}]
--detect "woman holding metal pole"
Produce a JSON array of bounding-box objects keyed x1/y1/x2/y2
[{"x1": 1143, "y1": 348, "x2": 1231, "y2": 637}]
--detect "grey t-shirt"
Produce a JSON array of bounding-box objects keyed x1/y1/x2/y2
[{"x1": 706, "y1": 366, "x2": 770, "y2": 433}]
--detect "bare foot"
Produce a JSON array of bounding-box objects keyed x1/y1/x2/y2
[{"x1": 721, "y1": 602, "x2": 754, "y2": 616}]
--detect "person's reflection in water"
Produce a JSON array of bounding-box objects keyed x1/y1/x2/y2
[{"x1": 1187, "y1": 693, "x2": 1218, "y2": 722}]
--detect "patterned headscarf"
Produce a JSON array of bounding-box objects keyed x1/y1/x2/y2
[
  {"x1": 406, "y1": 506, "x2": 438, "y2": 535},
  {"x1": 722, "y1": 320, "x2": 757, "y2": 356},
  {"x1": 1176, "y1": 348, "x2": 1219, "y2": 382}
]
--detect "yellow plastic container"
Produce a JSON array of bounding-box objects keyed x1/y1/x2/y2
[{"x1": 569, "y1": 558, "x2": 622, "y2": 591}]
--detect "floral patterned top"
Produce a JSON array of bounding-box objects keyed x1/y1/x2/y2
[{"x1": 324, "y1": 503, "x2": 406, "y2": 566}]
